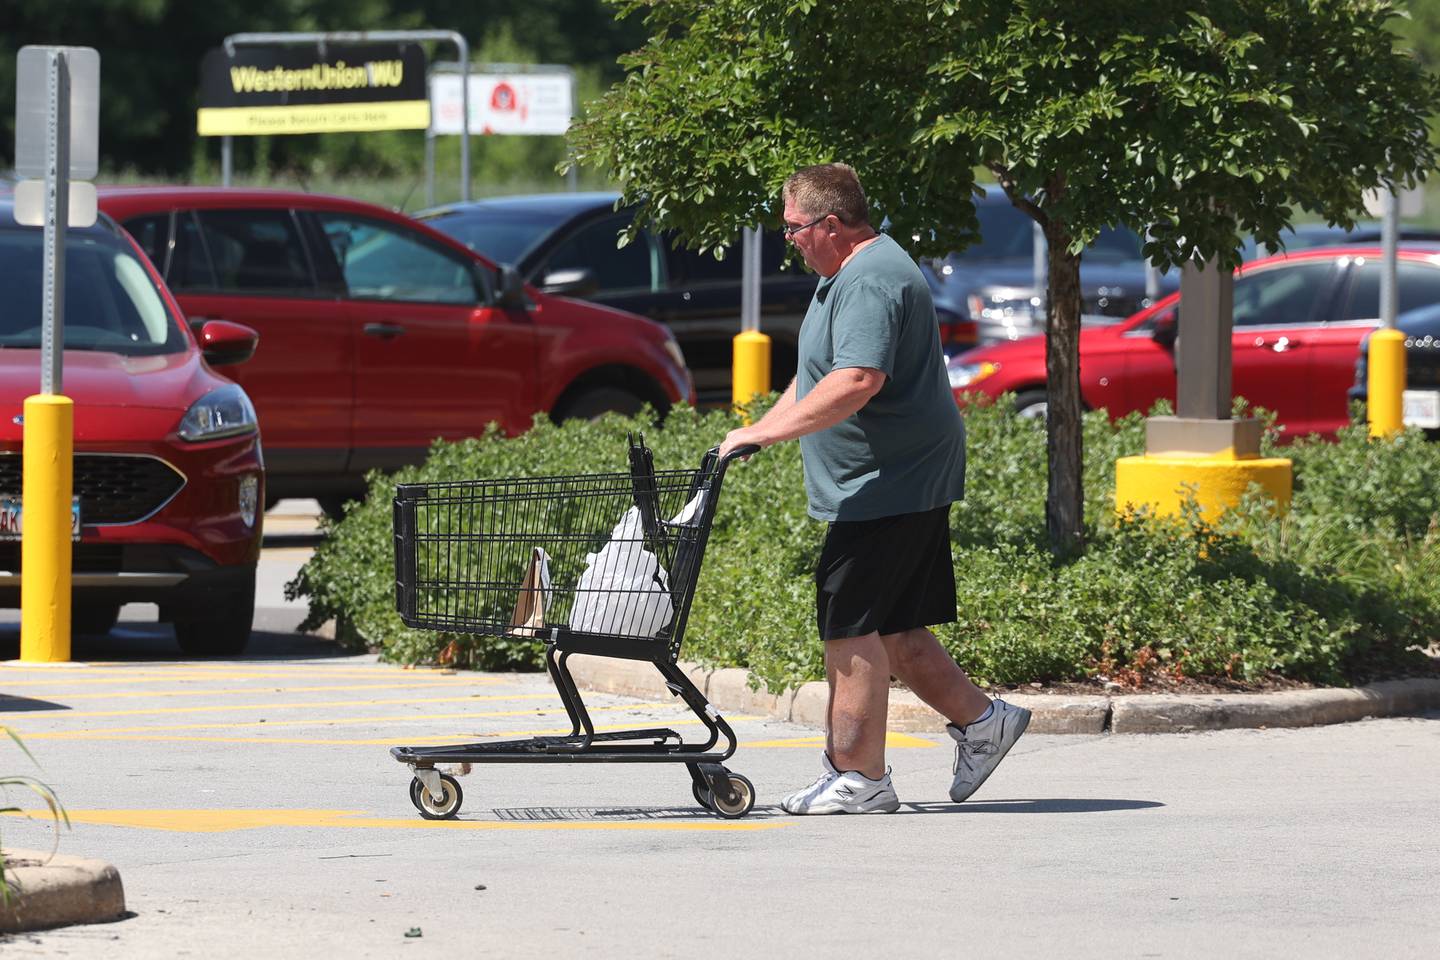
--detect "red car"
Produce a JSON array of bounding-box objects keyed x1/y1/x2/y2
[
  {"x1": 948, "y1": 246, "x2": 1440, "y2": 438},
  {"x1": 95, "y1": 188, "x2": 695, "y2": 517},
  {"x1": 0, "y1": 199, "x2": 264, "y2": 655}
]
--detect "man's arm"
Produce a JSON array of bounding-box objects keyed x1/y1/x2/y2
[{"x1": 718, "y1": 367, "x2": 884, "y2": 458}]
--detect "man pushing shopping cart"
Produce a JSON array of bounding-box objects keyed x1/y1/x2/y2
[{"x1": 716, "y1": 162, "x2": 1030, "y2": 815}]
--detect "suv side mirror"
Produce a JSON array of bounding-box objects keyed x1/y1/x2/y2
[
  {"x1": 496, "y1": 264, "x2": 527, "y2": 309},
  {"x1": 539, "y1": 267, "x2": 598, "y2": 299},
  {"x1": 192, "y1": 319, "x2": 260, "y2": 366}
]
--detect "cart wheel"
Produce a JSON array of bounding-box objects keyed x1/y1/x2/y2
[
  {"x1": 411, "y1": 774, "x2": 463, "y2": 820},
  {"x1": 710, "y1": 773, "x2": 755, "y2": 819},
  {"x1": 691, "y1": 780, "x2": 714, "y2": 811}
]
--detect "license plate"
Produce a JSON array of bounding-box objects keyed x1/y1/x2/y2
[
  {"x1": 1402, "y1": 390, "x2": 1440, "y2": 429},
  {"x1": 0, "y1": 496, "x2": 82, "y2": 541}
]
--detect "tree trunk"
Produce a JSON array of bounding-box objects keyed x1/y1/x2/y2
[{"x1": 1043, "y1": 227, "x2": 1085, "y2": 557}]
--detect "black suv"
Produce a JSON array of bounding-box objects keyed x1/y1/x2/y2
[
  {"x1": 419, "y1": 193, "x2": 973, "y2": 406},
  {"x1": 1352, "y1": 302, "x2": 1440, "y2": 439}
]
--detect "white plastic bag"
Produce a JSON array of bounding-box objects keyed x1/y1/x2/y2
[{"x1": 569, "y1": 507, "x2": 674, "y2": 636}]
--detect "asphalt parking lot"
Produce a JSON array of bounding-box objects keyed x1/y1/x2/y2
[{"x1": 0, "y1": 503, "x2": 1437, "y2": 958}]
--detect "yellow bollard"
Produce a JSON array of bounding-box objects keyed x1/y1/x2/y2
[
  {"x1": 1367, "y1": 328, "x2": 1407, "y2": 438},
  {"x1": 732, "y1": 330, "x2": 772, "y2": 421},
  {"x1": 20, "y1": 394, "x2": 74, "y2": 662}
]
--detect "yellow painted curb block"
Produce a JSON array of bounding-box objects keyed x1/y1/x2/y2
[{"x1": 1114, "y1": 455, "x2": 1292, "y2": 520}]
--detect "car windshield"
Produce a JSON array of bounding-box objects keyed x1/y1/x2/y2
[
  {"x1": 421, "y1": 209, "x2": 568, "y2": 266},
  {"x1": 0, "y1": 228, "x2": 185, "y2": 355}
]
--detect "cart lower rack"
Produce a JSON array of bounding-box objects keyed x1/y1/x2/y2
[{"x1": 389, "y1": 437, "x2": 759, "y2": 819}]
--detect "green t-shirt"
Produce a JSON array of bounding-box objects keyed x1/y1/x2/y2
[{"x1": 796, "y1": 233, "x2": 966, "y2": 521}]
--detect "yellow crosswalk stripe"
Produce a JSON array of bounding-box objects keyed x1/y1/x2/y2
[
  {"x1": 0, "y1": 692, "x2": 561, "y2": 720},
  {"x1": 0, "y1": 681, "x2": 517, "y2": 702}
]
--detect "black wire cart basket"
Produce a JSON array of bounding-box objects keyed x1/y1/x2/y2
[{"x1": 389, "y1": 436, "x2": 760, "y2": 820}]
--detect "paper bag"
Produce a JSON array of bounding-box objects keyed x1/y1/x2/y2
[{"x1": 509, "y1": 547, "x2": 553, "y2": 638}]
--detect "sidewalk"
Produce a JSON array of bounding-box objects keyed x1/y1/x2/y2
[{"x1": 564, "y1": 654, "x2": 1440, "y2": 734}]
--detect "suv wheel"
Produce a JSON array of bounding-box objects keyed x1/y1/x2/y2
[
  {"x1": 174, "y1": 567, "x2": 256, "y2": 657},
  {"x1": 1014, "y1": 389, "x2": 1049, "y2": 420},
  {"x1": 555, "y1": 387, "x2": 647, "y2": 422}
]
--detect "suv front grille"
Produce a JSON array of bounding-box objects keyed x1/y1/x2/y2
[
  {"x1": 0, "y1": 454, "x2": 186, "y2": 525},
  {"x1": 1405, "y1": 348, "x2": 1440, "y2": 389},
  {"x1": 0, "y1": 543, "x2": 123, "y2": 573}
]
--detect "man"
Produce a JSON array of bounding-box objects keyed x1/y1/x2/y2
[{"x1": 718, "y1": 163, "x2": 1029, "y2": 814}]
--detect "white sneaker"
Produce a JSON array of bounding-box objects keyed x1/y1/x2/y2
[
  {"x1": 781, "y1": 753, "x2": 901, "y2": 815},
  {"x1": 947, "y1": 698, "x2": 1031, "y2": 802}
]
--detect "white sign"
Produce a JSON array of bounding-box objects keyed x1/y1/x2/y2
[
  {"x1": 429, "y1": 72, "x2": 572, "y2": 136},
  {"x1": 1363, "y1": 186, "x2": 1424, "y2": 219},
  {"x1": 13, "y1": 180, "x2": 97, "y2": 228},
  {"x1": 15, "y1": 45, "x2": 100, "y2": 180}
]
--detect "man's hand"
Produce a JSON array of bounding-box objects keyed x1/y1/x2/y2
[{"x1": 718, "y1": 425, "x2": 769, "y2": 461}]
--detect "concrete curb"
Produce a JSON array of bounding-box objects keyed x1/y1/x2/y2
[
  {"x1": 0, "y1": 849, "x2": 126, "y2": 934},
  {"x1": 563, "y1": 655, "x2": 1440, "y2": 735}
]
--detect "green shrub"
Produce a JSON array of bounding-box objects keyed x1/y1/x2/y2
[{"x1": 290, "y1": 399, "x2": 1440, "y2": 691}]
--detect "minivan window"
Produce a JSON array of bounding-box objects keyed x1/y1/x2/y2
[
  {"x1": 125, "y1": 214, "x2": 169, "y2": 271},
  {"x1": 0, "y1": 229, "x2": 185, "y2": 355},
  {"x1": 1231, "y1": 261, "x2": 1335, "y2": 327},
  {"x1": 194, "y1": 209, "x2": 314, "y2": 294},
  {"x1": 317, "y1": 213, "x2": 479, "y2": 304}
]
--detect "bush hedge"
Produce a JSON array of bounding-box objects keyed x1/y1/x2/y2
[{"x1": 289, "y1": 399, "x2": 1440, "y2": 691}]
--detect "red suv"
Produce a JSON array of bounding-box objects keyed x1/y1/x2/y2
[
  {"x1": 0, "y1": 200, "x2": 264, "y2": 655},
  {"x1": 95, "y1": 188, "x2": 695, "y2": 517},
  {"x1": 948, "y1": 247, "x2": 1440, "y2": 438}
]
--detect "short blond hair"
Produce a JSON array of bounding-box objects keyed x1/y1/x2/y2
[{"x1": 782, "y1": 163, "x2": 870, "y2": 227}]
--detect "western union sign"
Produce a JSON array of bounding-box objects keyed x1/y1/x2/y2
[{"x1": 198, "y1": 43, "x2": 429, "y2": 136}]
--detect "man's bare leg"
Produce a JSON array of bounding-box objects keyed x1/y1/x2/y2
[
  {"x1": 824, "y1": 632, "x2": 891, "y2": 780},
  {"x1": 881, "y1": 627, "x2": 991, "y2": 726}
]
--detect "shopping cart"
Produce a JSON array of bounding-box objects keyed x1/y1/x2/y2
[{"x1": 389, "y1": 435, "x2": 761, "y2": 820}]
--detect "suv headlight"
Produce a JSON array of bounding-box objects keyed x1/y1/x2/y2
[
  {"x1": 178, "y1": 384, "x2": 259, "y2": 442},
  {"x1": 948, "y1": 361, "x2": 997, "y2": 389}
]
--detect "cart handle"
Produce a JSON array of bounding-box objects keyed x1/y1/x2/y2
[{"x1": 705, "y1": 443, "x2": 761, "y2": 474}]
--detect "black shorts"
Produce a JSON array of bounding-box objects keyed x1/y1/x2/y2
[{"x1": 814, "y1": 504, "x2": 957, "y2": 642}]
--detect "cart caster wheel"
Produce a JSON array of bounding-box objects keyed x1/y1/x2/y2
[
  {"x1": 691, "y1": 780, "x2": 714, "y2": 811},
  {"x1": 710, "y1": 773, "x2": 755, "y2": 819},
  {"x1": 410, "y1": 774, "x2": 463, "y2": 820}
]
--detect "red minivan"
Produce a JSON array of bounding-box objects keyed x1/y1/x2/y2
[
  {"x1": 96, "y1": 188, "x2": 695, "y2": 517},
  {"x1": 0, "y1": 199, "x2": 264, "y2": 655},
  {"x1": 947, "y1": 247, "x2": 1440, "y2": 438}
]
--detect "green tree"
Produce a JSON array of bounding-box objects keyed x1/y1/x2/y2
[{"x1": 568, "y1": 0, "x2": 1437, "y2": 555}]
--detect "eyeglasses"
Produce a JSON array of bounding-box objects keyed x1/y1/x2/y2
[{"x1": 782, "y1": 214, "x2": 829, "y2": 239}]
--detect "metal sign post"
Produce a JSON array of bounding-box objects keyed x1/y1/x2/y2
[
  {"x1": 13, "y1": 45, "x2": 99, "y2": 663},
  {"x1": 1369, "y1": 187, "x2": 1407, "y2": 436},
  {"x1": 732, "y1": 226, "x2": 771, "y2": 413}
]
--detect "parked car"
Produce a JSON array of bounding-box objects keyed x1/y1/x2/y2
[
  {"x1": 0, "y1": 200, "x2": 264, "y2": 654},
  {"x1": 417, "y1": 192, "x2": 977, "y2": 406},
  {"x1": 927, "y1": 185, "x2": 1180, "y2": 347},
  {"x1": 96, "y1": 188, "x2": 694, "y2": 517},
  {"x1": 1350, "y1": 302, "x2": 1440, "y2": 438},
  {"x1": 1241, "y1": 221, "x2": 1440, "y2": 260},
  {"x1": 948, "y1": 246, "x2": 1440, "y2": 439}
]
